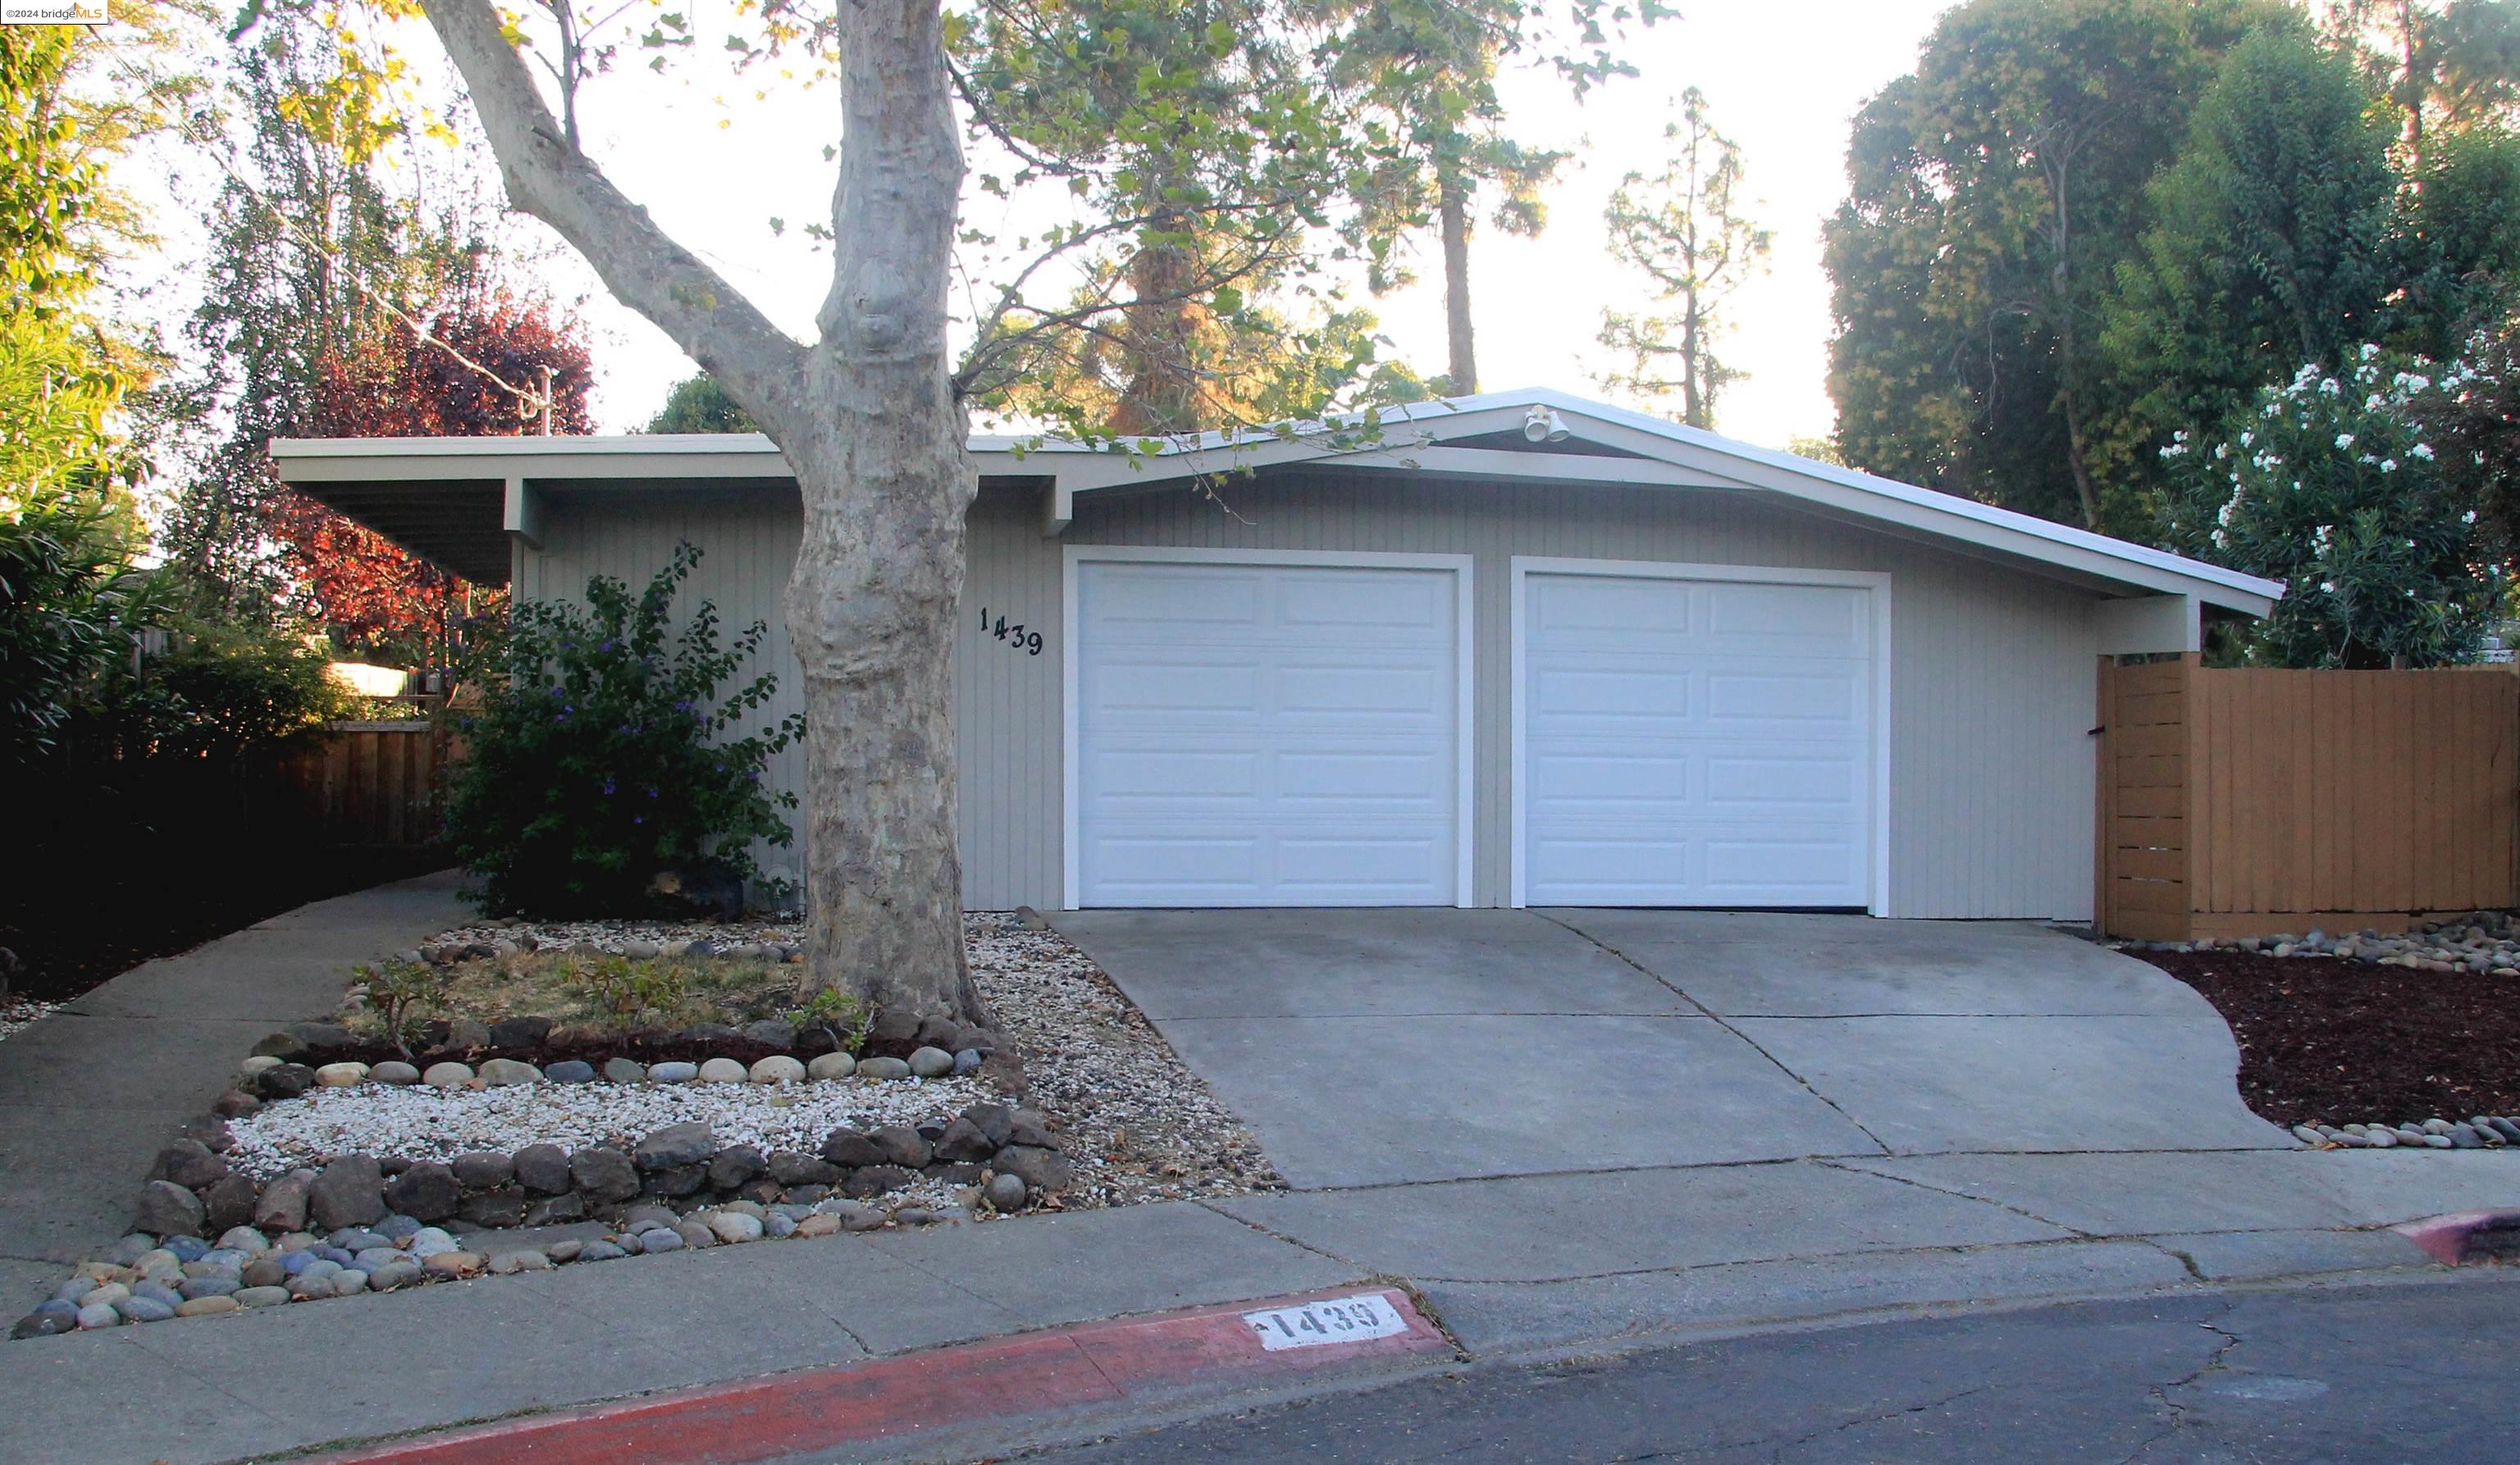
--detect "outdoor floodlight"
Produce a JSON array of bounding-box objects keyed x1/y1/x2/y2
[{"x1": 1523, "y1": 406, "x2": 1571, "y2": 443}]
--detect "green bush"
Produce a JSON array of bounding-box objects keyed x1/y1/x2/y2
[
  {"x1": 0, "y1": 487, "x2": 158, "y2": 762},
  {"x1": 445, "y1": 542, "x2": 802, "y2": 915},
  {"x1": 95, "y1": 614, "x2": 354, "y2": 761},
  {"x1": 2159, "y1": 347, "x2": 2504, "y2": 668}
]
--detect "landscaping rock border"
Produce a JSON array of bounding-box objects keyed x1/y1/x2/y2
[
  {"x1": 2293, "y1": 1116, "x2": 2520, "y2": 1151},
  {"x1": 11, "y1": 1107, "x2": 1063, "y2": 1341},
  {"x1": 2115, "y1": 910, "x2": 2520, "y2": 974}
]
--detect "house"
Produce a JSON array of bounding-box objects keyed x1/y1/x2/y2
[{"x1": 272, "y1": 387, "x2": 2280, "y2": 920}]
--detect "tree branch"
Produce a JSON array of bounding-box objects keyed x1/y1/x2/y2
[{"x1": 417, "y1": 0, "x2": 807, "y2": 431}]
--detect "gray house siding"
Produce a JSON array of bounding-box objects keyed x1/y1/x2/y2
[{"x1": 514, "y1": 471, "x2": 2102, "y2": 920}]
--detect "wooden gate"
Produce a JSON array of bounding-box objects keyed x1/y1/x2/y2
[
  {"x1": 280, "y1": 720, "x2": 451, "y2": 847},
  {"x1": 2097, "y1": 655, "x2": 2520, "y2": 940}
]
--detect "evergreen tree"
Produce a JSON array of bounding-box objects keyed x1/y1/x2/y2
[
  {"x1": 1595, "y1": 87, "x2": 1770, "y2": 429},
  {"x1": 2106, "y1": 25, "x2": 2399, "y2": 472}
]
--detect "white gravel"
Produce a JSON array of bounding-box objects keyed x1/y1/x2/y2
[
  {"x1": 225, "y1": 1075, "x2": 990, "y2": 1179},
  {"x1": 0, "y1": 999, "x2": 57, "y2": 1046},
  {"x1": 244, "y1": 909, "x2": 1283, "y2": 1212}
]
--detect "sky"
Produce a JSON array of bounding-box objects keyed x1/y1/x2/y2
[{"x1": 136, "y1": 1, "x2": 1954, "y2": 449}]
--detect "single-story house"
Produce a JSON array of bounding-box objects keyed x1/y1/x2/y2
[{"x1": 272, "y1": 387, "x2": 2281, "y2": 920}]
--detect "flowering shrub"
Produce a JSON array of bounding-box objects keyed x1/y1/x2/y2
[
  {"x1": 445, "y1": 543, "x2": 803, "y2": 915},
  {"x1": 2159, "y1": 347, "x2": 2503, "y2": 668}
]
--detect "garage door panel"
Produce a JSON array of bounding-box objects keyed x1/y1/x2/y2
[
  {"x1": 1528, "y1": 573, "x2": 1696, "y2": 634},
  {"x1": 1528, "y1": 667, "x2": 1699, "y2": 723},
  {"x1": 1276, "y1": 572, "x2": 1451, "y2": 634},
  {"x1": 1276, "y1": 663, "x2": 1445, "y2": 716},
  {"x1": 1705, "y1": 840, "x2": 1860, "y2": 893},
  {"x1": 1077, "y1": 559, "x2": 1462, "y2": 907},
  {"x1": 1090, "y1": 749, "x2": 1258, "y2": 799},
  {"x1": 1705, "y1": 582, "x2": 1865, "y2": 643},
  {"x1": 1522, "y1": 569, "x2": 1874, "y2": 909},
  {"x1": 1275, "y1": 749, "x2": 1446, "y2": 801},
  {"x1": 1704, "y1": 671, "x2": 1862, "y2": 724},
  {"x1": 1089, "y1": 659, "x2": 1262, "y2": 714},
  {"x1": 1703, "y1": 755, "x2": 1860, "y2": 808},
  {"x1": 1091, "y1": 571, "x2": 1265, "y2": 630}
]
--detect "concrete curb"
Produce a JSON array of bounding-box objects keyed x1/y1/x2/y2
[
  {"x1": 2393, "y1": 1209, "x2": 2520, "y2": 1266},
  {"x1": 290, "y1": 1285, "x2": 1448, "y2": 1464}
]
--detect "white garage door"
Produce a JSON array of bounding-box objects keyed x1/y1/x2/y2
[
  {"x1": 1518, "y1": 568, "x2": 1877, "y2": 908},
  {"x1": 1072, "y1": 555, "x2": 1466, "y2": 906}
]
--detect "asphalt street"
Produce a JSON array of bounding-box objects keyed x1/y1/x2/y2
[{"x1": 1011, "y1": 1271, "x2": 2520, "y2": 1463}]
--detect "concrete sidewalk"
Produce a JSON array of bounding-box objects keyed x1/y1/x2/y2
[
  {"x1": 7, "y1": 1145, "x2": 2518, "y2": 1465},
  {"x1": 0, "y1": 870, "x2": 467, "y2": 1306}
]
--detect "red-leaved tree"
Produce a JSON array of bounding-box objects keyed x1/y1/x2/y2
[{"x1": 272, "y1": 295, "x2": 594, "y2": 665}]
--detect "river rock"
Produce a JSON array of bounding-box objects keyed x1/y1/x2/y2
[
  {"x1": 820, "y1": 1128, "x2": 884, "y2": 1166},
  {"x1": 451, "y1": 1151, "x2": 514, "y2": 1189},
  {"x1": 384, "y1": 1162, "x2": 460, "y2": 1222},
  {"x1": 316, "y1": 1062, "x2": 369, "y2": 1088},
  {"x1": 199, "y1": 1174, "x2": 259, "y2": 1234},
  {"x1": 602, "y1": 1057, "x2": 648, "y2": 1084},
  {"x1": 696, "y1": 1057, "x2": 748, "y2": 1084},
  {"x1": 708, "y1": 1144, "x2": 767, "y2": 1189},
  {"x1": 993, "y1": 1146, "x2": 1074, "y2": 1193},
  {"x1": 854, "y1": 1057, "x2": 911, "y2": 1080},
  {"x1": 135, "y1": 1181, "x2": 204, "y2": 1238},
  {"x1": 806, "y1": 1052, "x2": 856, "y2": 1080},
  {"x1": 477, "y1": 1057, "x2": 543, "y2": 1086},
  {"x1": 646, "y1": 1061, "x2": 698, "y2": 1084},
  {"x1": 749, "y1": 1055, "x2": 806, "y2": 1084},
  {"x1": 308, "y1": 1156, "x2": 386, "y2": 1231},
  {"x1": 370, "y1": 1061, "x2": 421, "y2": 1085},
  {"x1": 546, "y1": 1059, "x2": 596, "y2": 1084},
  {"x1": 635, "y1": 1121, "x2": 719, "y2": 1170},
  {"x1": 906, "y1": 1046, "x2": 955, "y2": 1078},
  {"x1": 869, "y1": 1125, "x2": 932, "y2": 1169},
  {"x1": 514, "y1": 1143, "x2": 572, "y2": 1193},
  {"x1": 421, "y1": 1061, "x2": 475, "y2": 1088},
  {"x1": 570, "y1": 1146, "x2": 640, "y2": 1203}
]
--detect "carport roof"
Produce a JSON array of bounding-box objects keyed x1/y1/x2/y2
[{"x1": 268, "y1": 386, "x2": 2284, "y2": 614}]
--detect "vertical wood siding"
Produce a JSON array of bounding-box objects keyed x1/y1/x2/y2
[{"x1": 517, "y1": 472, "x2": 2106, "y2": 919}]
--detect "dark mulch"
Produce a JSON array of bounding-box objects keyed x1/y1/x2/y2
[
  {"x1": 0, "y1": 847, "x2": 453, "y2": 1004},
  {"x1": 2139, "y1": 948, "x2": 2520, "y2": 1125}
]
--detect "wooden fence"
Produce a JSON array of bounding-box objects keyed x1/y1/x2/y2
[
  {"x1": 2097, "y1": 654, "x2": 2520, "y2": 940},
  {"x1": 276, "y1": 720, "x2": 452, "y2": 848}
]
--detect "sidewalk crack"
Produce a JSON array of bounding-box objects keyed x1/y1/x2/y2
[
  {"x1": 1536, "y1": 913, "x2": 1893, "y2": 1157},
  {"x1": 1814, "y1": 1157, "x2": 2092, "y2": 1237}
]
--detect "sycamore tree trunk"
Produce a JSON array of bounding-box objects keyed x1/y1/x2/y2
[
  {"x1": 779, "y1": 0, "x2": 986, "y2": 1024},
  {"x1": 1438, "y1": 166, "x2": 1477, "y2": 394},
  {"x1": 419, "y1": 0, "x2": 988, "y2": 1025}
]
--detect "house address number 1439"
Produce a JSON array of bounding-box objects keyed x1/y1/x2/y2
[{"x1": 978, "y1": 609, "x2": 1044, "y2": 656}]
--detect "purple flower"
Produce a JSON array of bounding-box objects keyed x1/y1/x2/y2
[{"x1": 601, "y1": 777, "x2": 615, "y2": 796}]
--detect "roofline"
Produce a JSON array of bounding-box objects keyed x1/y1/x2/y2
[{"x1": 268, "y1": 387, "x2": 2281, "y2": 613}]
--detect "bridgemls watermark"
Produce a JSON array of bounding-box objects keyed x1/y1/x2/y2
[{"x1": 2, "y1": 0, "x2": 110, "y2": 21}]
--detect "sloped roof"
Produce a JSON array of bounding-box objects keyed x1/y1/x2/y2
[{"x1": 270, "y1": 386, "x2": 2281, "y2": 614}]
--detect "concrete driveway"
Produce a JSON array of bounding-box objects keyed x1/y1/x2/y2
[{"x1": 1051, "y1": 909, "x2": 2293, "y2": 1189}]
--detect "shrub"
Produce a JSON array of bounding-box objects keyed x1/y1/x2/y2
[
  {"x1": 2159, "y1": 348, "x2": 2504, "y2": 668},
  {"x1": 568, "y1": 956, "x2": 691, "y2": 1027},
  {"x1": 785, "y1": 985, "x2": 872, "y2": 1055},
  {"x1": 445, "y1": 542, "x2": 802, "y2": 915},
  {"x1": 93, "y1": 613, "x2": 354, "y2": 762},
  {"x1": 0, "y1": 488, "x2": 158, "y2": 762},
  {"x1": 353, "y1": 959, "x2": 450, "y2": 1057}
]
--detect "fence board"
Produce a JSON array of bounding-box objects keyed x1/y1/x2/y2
[
  {"x1": 2097, "y1": 659, "x2": 2520, "y2": 939},
  {"x1": 276, "y1": 722, "x2": 446, "y2": 848}
]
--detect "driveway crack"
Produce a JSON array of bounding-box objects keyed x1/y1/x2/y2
[
  {"x1": 1815, "y1": 1157, "x2": 2092, "y2": 1237},
  {"x1": 1535, "y1": 913, "x2": 1892, "y2": 1157}
]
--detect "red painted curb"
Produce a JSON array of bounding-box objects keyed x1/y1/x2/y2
[
  {"x1": 2394, "y1": 1209, "x2": 2520, "y2": 1266},
  {"x1": 299, "y1": 1286, "x2": 1449, "y2": 1465}
]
